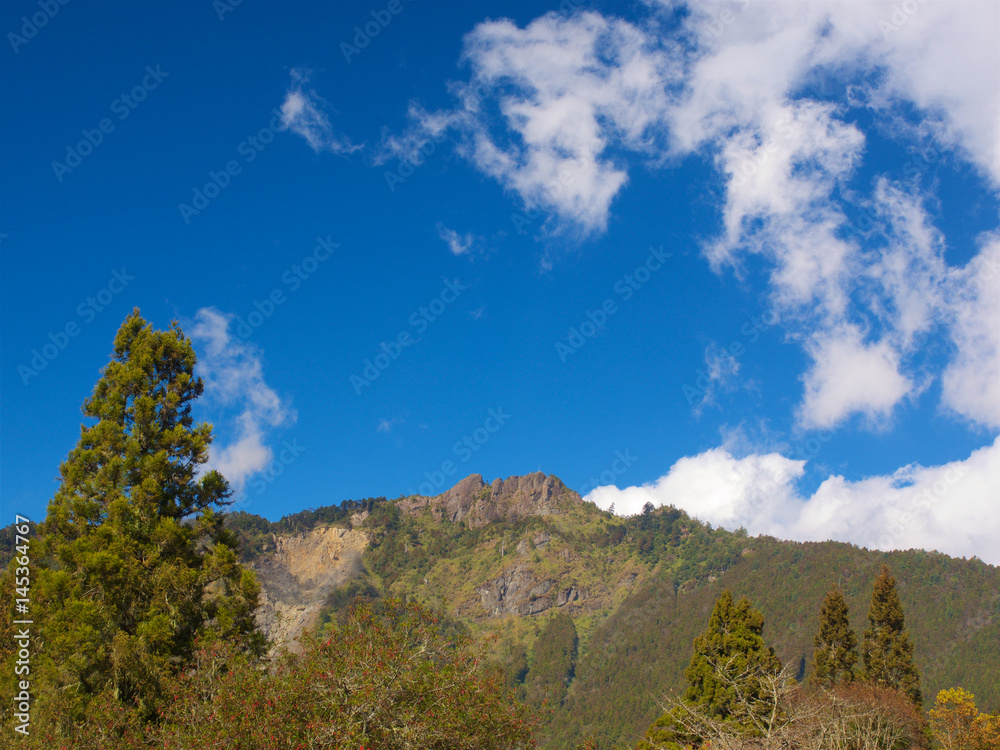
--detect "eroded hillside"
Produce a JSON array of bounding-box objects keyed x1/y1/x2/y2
[{"x1": 248, "y1": 523, "x2": 368, "y2": 653}]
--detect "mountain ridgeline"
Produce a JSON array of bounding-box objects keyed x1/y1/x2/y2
[{"x1": 216, "y1": 471, "x2": 1000, "y2": 749}]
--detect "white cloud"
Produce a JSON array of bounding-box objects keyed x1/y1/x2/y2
[
  {"x1": 669, "y1": 1, "x2": 998, "y2": 429},
  {"x1": 385, "y1": 1, "x2": 998, "y2": 232},
  {"x1": 798, "y1": 323, "x2": 912, "y2": 430},
  {"x1": 585, "y1": 437, "x2": 1000, "y2": 564},
  {"x1": 393, "y1": 11, "x2": 678, "y2": 234},
  {"x1": 280, "y1": 68, "x2": 360, "y2": 154},
  {"x1": 190, "y1": 308, "x2": 295, "y2": 495},
  {"x1": 941, "y1": 237, "x2": 1000, "y2": 428},
  {"x1": 669, "y1": 0, "x2": 999, "y2": 185},
  {"x1": 436, "y1": 223, "x2": 476, "y2": 256},
  {"x1": 378, "y1": 2, "x2": 998, "y2": 428},
  {"x1": 587, "y1": 447, "x2": 805, "y2": 531}
]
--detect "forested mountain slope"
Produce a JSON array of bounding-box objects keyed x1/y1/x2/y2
[
  {"x1": 218, "y1": 472, "x2": 1000, "y2": 749},
  {"x1": 10, "y1": 471, "x2": 994, "y2": 749}
]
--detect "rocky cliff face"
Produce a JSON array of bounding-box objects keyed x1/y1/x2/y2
[
  {"x1": 478, "y1": 561, "x2": 590, "y2": 617},
  {"x1": 249, "y1": 524, "x2": 368, "y2": 654},
  {"x1": 397, "y1": 471, "x2": 581, "y2": 527}
]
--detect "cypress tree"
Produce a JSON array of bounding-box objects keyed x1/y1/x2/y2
[
  {"x1": 811, "y1": 585, "x2": 858, "y2": 686},
  {"x1": 3, "y1": 310, "x2": 264, "y2": 731},
  {"x1": 640, "y1": 590, "x2": 782, "y2": 748},
  {"x1": 684, "y1": 590, "x2": 783, "y2": 722},
  {"x1": 862, "y1": 565, "x2": 922, "y2": 706}
]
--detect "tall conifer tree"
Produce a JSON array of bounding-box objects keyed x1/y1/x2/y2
[
  {"x1": 640, "y1": 590, "x2": 782, "y2": 748},
  {"x1": 862, "y1": 565, "x2": 922, "y2": 706},
  {"x1": 684, "y1": 590, "x2": 782, "y2": 721},
  {"x1": 3, "y1": 310, "x2": 264, "y2": 730},
  {"x1": 811, "y1": 585, "x2": 858, "y2": 686}
]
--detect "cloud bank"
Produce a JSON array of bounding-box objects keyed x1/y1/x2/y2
[{"x1": 585, "y1": 436, "x2": 1000, "y2": 565}]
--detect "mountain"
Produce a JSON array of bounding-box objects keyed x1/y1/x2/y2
[
  {"x1": 222, "y1": 472, "x2": 1000, "y2": 749},
  {"x1": 7, "y1": 472, "x2": 994, "y2": 748}
]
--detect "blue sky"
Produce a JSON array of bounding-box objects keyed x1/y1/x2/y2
[{"x1": 2, "y1": 0, "x2": 998, "y2": 563}]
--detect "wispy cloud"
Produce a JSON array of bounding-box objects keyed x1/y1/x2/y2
[
  {"x1": 375, "y1": 2, "x2": 999, "y2": 430},
  {"x1": 190, "y1": 307, "x2": 295, "y2": 495},
  {"x1": 280, "y1": 67, "x2": 361, "y2": 154},
  {"x1": 386, "y1": 11, "x2": 677, "y2": 236},
  {"x1": 436, "y1": 223, "x2": 476, "y2": 256},
  {"x1": 692, "y1": 341, "x2": 743, "y2": 416},
  {"x1": 376, "y1": 416, "x2": 404, "y2": 434}
]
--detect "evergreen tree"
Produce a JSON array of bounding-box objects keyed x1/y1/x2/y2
[
  {"x1": 684, "y1": 589, "x2": 782, "y2": 720},
  {"x1": 1, "y1": 310, "x2": 264, "y2": 734},
  {"x1": 811, "y1": 585, "x2": 858, "y2": 686},
  {"x1": 640, "y1": 590, "x2": 782, "y2": 748},
  {"x1": 861, "y1": 565, "x2": 922, "y2": 706}
]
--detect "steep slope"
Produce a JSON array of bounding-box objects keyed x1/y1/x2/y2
[
  {"x1": 361, "y1": 473, "x2": 656, "y2": 635},
  {"x1": 247, "y1": 524, "x2": 368, "y2": 654}
]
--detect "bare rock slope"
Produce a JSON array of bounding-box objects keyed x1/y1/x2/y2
[{"x1": 249, "y1": 524, "x2": 368, "y2": 654}]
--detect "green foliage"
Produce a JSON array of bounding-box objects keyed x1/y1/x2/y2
[
  {"x1": 6, "y1": 599, "x2": 538, "y2": 749},
  {"x1": 639, "y1": 590, "x2": 781, "y2": 750},
  {"x1": 862, "y1": 565, "x2": 922, "y2": 706},
  {"x1": 524, "y1": 612, "x2": 578, "y2": 709},
  {"x1": 0, "y1": 518, "x2": 38, "y2": 571},
  {"x1": 507, "y1": 642, "x2": 530, "y2": 692},
  {"x1": 0, "y1": 310, "x2": 264, "y2": 741},
  {"x1": 812, "y1": 585, "x2": 859, "y2": 687},
  {"x1": 683, "y1": 590, "x2": 782, "y2": 721},
  {"x1": 314, "y1": 578, "x2": 383, "y2": 630},
  {"x1": 637, "y1": 705, "x2": 699, "y2": 750},
  {"x1": 546, "y1": 538, "x2": 1000, "y2": 750}
]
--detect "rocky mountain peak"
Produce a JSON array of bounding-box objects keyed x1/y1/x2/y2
[{"x1": 397, "y1": 471, "x2": 582, "y2": 527}]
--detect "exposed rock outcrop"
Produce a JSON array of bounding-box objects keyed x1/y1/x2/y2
[
  {"x1": 249, "y1": 473, "x2": 592, "y2": 650},
  {"x1": 479, "y1": 565, "x2": 561, "y2": 616},
  {"x1": 398, "y1": 471, "x2": 581, "y2": 527},
  {"x1": 478, "y1": 565, "x2": 589, "y2": 617}
]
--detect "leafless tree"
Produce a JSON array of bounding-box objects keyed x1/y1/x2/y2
[{"x1": 645, "y1": 658, "x2": 923, "y2": 750}]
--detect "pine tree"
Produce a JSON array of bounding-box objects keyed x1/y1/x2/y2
[
  {"x1": 811, "y1": 585, "x2": 858, "y2": 686},
  {"x1": 3, "y1": 310, "x2": 264, "y2": 732},
  {"x1": 862, "y1": 565, "x2": 922, "y2": 706}
]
